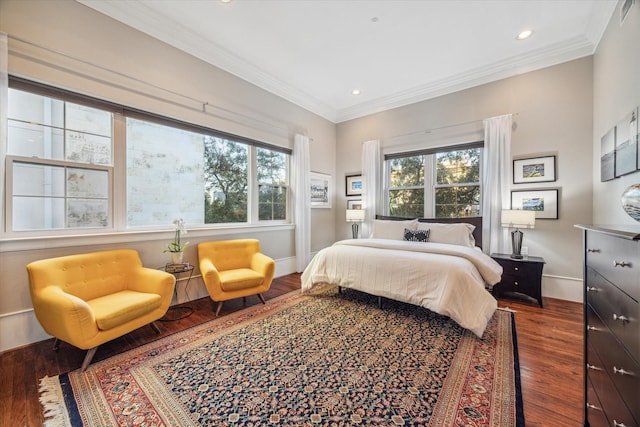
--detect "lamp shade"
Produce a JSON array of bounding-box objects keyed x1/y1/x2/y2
[
  {"x1": 501, "y1": 209, "x2": 535, "y2": 229},
  {"x1": 346, "y1": 209, "x2": 365, "y2": 222}
]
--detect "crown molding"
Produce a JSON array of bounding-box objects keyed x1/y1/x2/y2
[
  {"x1": 78, "y1": 0, "x2": 616, "y2": 125},
  {"x1": 335, "y1": 35, "x2": 596, "y2": 123},
  {"x1": 77, "y1": 0, "x2": 338, "y2": 122}
]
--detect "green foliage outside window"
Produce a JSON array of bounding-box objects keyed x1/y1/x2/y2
[
  {"x1": 435, "y1": 149, "x2": 480, "y2": 217},
  {"x1": 203, "y1": 137, "x2": 248, "y2": 223},
  {"x1": 387, "y1": 148, "x2": 480, "y2": 218},
  {"x1": 257, "y1": 147, "x2": 288, "y2": 221}
]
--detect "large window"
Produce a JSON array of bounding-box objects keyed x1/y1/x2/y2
[
  {"x1": 7, "y1": 89, "x2": 113, "y2": 231},
  {"x1": 385, "y1": 144, "x2": 482, "y2": 218},
  {"x1": 5, "y1": 79, "x2": 290, "y2": 235}
]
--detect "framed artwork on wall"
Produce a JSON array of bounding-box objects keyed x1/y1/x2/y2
[
  {"x1": 615, "y1": 108, "x2": 638, "y2": 177},
  {"x1": 310, "y1": 172, "x2": 332, "y2": 209},
  {"x1": 513, "y1": 155, "x2": 556, "y2": 184},
  {"x1": 600, "y1": 127, "x2": 616, "y2": 181},
  {"x1": 345, "y1": 174, "x2": 364, "y2": 197},
  {"x1": 511, "y1": 189, "x2": 559, "y2": 220}
]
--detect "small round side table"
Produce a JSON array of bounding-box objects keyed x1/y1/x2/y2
[{"x1": 160, "y1": 263, "x2": 195, "y2": 321}]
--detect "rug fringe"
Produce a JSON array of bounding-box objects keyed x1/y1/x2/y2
[{"x1": 39, "y1": 376, "x2": 72, "y2": 427}]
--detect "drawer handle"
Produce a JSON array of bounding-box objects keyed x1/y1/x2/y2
[
  {"x1": 586, "y1": 402, "x2": 602, "y2": 411},
  {"x1": 514, "y1": 267, "x2": 519, "y2": 271},
  {"x1": 613, "y1": 366, "x2": 632, "y2": 376},
  {"x1": 586, "y1": 363, "x2": 602, "y2": 371},
  {"x1": 586, "y1": 325, "x2": 598, "y2": 331},
  {"x1": 613, "y1": 313, "x2": 628, "y2": 322},
  {"x1": 586, "y1": 286, "x2": 598, "y2": 292},
  {"x1": 514, "y1": 281, "x2": 519, "y2": 286},
  {"x1": 613, "y1": 421, "x2": 627, "y2": 427},
  {"x1": 613, "y1": 260, "x2": 630, "y2": 268},
  {"x1": 587, "y1": 248, "x2": 600, "y2": 253}
]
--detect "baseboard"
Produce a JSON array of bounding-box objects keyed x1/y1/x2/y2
[
  {"x1": 542, "y1": 274, "x2": 583, "y2": 303},
  {"x1": 0, "y1": 309, "x2": 50, "y2": 354}
]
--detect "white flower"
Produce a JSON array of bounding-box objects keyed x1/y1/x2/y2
[{"x1": 164, "y1": 218, "x2": 189, "y2": 253}]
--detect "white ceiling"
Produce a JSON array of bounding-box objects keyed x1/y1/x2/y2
[{"x1": 78, "y1": 0, "x2": 617, "y2": 123}]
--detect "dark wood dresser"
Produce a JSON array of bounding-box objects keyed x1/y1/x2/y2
[{"x1": 577, "y1": 225, "x2": 639, "y2": 427}]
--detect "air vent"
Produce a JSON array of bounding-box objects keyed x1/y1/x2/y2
[{"x1": 621, "y1": 0, "x2": 634, "y2": 25}]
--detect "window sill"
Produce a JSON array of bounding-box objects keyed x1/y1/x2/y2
[{"x1": 0, "y1": 223, "x2": 295, "y2": 253}]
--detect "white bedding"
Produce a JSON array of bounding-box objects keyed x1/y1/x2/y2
[{"x1": 301, "y1": 239, "x2": 503, "y2": 338}]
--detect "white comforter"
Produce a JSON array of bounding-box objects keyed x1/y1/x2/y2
[{"x1": 301, "y1": 239, "x2": 503, "y2": 338}]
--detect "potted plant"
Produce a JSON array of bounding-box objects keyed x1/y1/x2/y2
[{"x1": 164, "y1": 218, "x2": 189, "y2": 264}]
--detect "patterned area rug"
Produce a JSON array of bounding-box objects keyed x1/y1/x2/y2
[{"x1": 40, "y1": 287, "x2": 524, "y2": 426}]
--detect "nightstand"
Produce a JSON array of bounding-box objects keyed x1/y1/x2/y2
[{"x1": 491, "y1": 253, "x2": 545, "y2": 307}]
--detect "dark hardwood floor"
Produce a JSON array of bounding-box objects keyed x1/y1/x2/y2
[{"x1": 0, "y1": 273, "x2": 583, "y2": 427}]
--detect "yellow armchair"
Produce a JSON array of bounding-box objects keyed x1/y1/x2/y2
[
  {"x1": 27, "y1": 249, "x2": 175, "y2": 371},
  {"x1": 198, "y1": 239, "x2": 275, "y2": 316}
]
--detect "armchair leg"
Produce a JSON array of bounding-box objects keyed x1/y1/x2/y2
[
  {"x1": 80, "y1": 347, "x2": 98, "y2": 372},
  {"x1": 215, "y1": 301, "x2": 224, "y2": 316},
  {"x1": 52, "y1": 338, "x2": 60, "y2": 351},
  {"x1": 150, "y1": 322, "x2": 161, "y2": 334},
  {"x1": 258, "y1": 294, "x2": 266, "y2": 304}
]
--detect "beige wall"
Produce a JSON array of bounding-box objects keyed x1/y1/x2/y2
[
  {"x1": 593, "y1": 0, "x2": 640, "y2": 224},
  {"x1": 0, "y1": 0, "x2": 336, "y2": 351},
  {"x1": 337, "y1": 57, "x2": 595, "y2": 302}
]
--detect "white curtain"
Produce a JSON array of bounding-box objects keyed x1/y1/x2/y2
[
  {"x1": 361, "y1": 139, "x2": 380, "y2": 238},
  {"x1": 0, "y1": 33, "x2": 8, "y2": 225},
  {"x1": 482, "y1": 114, "x2": 512, "y2": 255},
  {"x1": 292, "y1": 134, "x2": 311, "y2": 272}
]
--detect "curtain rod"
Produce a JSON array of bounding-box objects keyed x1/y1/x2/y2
[
  {"x1": 387, "y1": 113, "x2": 518, "y2": 141},
  {"x1": 7, "y1": 34, "x2": 290, "y2": 136}
]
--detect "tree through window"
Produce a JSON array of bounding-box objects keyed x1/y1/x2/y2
[{"x1": 385, "y1": 145, "x2": 481, "y2": 218}]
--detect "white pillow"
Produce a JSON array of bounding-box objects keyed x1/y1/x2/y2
[
  {"x1": 416, "y1": 222, "x2": 476, "y2": 247},
  {"x1": 370, "y1": 219, "x2": 418, "y2": 240}
]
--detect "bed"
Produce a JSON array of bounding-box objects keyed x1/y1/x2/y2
[{"x1": 301, "y1": 216, "x2": 503, "y2": 338}]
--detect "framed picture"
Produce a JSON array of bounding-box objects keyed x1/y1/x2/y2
[
  {"x1": 310, "y1": 172, "x2": 332, "y2": 209},
  {"x1": 615, "y1": 109, "x2": 637, "y2": 177},
  {"x1": 513, "y1": 156, "x2": 556, "y2": 184},
  {"x1": 345, "y1": 174, "x2": 364, "y2": 196},
  {"x1": 600, "y1": 127, "x2": 616, "y2": 181},
  {"x1": 511, "y1": 189, "x2": 559, "y2": 220},
  {"x1": 347, "y1": 199, "x2": 363, "y2": 210}
]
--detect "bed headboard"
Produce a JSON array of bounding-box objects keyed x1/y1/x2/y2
[{"x1": 375, "y1": 215, "x2": 483, "y2": 249}]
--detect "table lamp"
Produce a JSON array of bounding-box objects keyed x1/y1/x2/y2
[
  {"x1": 501, "y1": 209, "x2": 535, "y2": 259},
  {"x1": 346, "y1": 209, "x2": 366, "y2": 239}
]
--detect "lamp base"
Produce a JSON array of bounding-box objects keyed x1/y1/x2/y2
[
  {"x1": 510, "y1": 228, "x2": 524, "y2": 259},
  {"x1": 352, "y1": 223, "x2": 359, "y2": 239}
]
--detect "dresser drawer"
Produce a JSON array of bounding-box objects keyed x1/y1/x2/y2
[
  {"x1": 586, "y1": 374, "x2": 609, "y2": 427},
  {"x1": 586, "y1": 267, "x2": 639, "y2": 360},
  {"x1": 587, "y1": 304, "x2": 640, "y2": 424},
  {"x1": 586, "y1": 231, "x2": 640, "y2": 302},
  {"x1": 586, "y1": 345, "x2": 636, "y2": 427}
]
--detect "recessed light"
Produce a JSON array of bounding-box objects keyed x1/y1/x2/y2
[
  {"x1": 516, "y1": 29, "x2": 533, "y2": 40},
  {"x1": 221, "y1": 0, "x2": 232, "y2": 3},
  {"x1": 351, "y1": 89, "x2": 361, "y2": 95}
]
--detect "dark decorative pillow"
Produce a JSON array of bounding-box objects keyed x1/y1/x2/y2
[{"x1": 403, "y1": 228, "x2": 430, "y2": 242}]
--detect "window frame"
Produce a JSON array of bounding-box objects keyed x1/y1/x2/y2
[
  {"x1": 255, "y1": 147, "x2": 290, "y2": 223},
  {"x1": 3, "y1": 77, "x2": 292, "y2": 239},
  {"x1": 384, "y1": 142, "x2": 483, "y2": 218}
]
